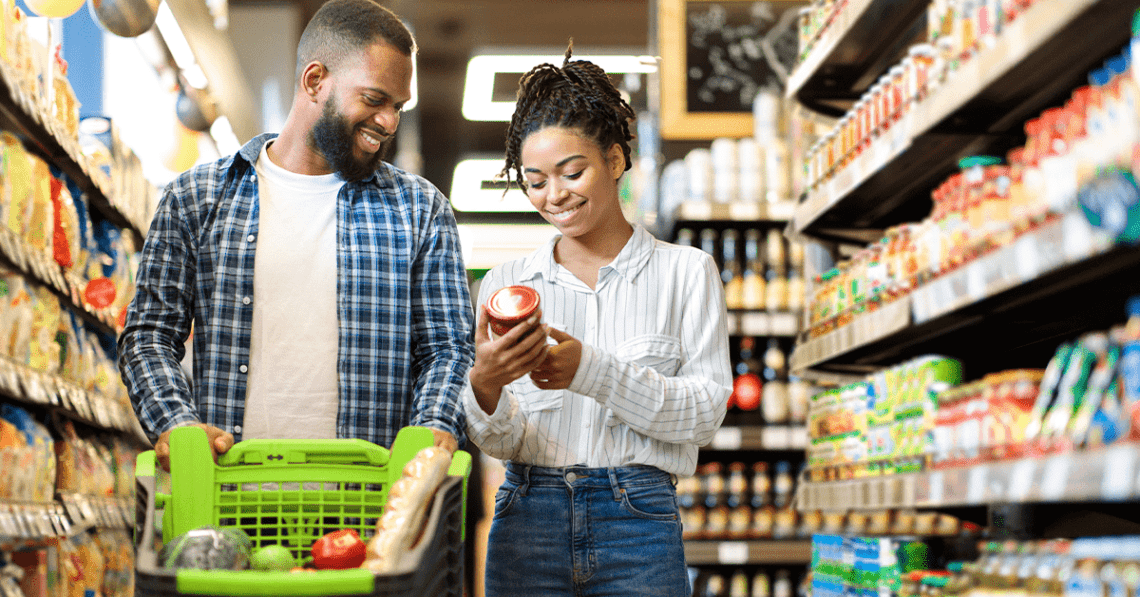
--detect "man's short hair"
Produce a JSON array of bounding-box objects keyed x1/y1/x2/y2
[{"x1": 295, "y1": 0, "x2": 415, "y2": 82}]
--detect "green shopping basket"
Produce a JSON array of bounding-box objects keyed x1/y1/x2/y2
[{"x1": 134, "y1": 425, "x2": 471, "y2": 597}]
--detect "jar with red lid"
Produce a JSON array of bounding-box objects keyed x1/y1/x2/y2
[{"x1": 485, "y1": 285, "x2": 541, "y2": 339}]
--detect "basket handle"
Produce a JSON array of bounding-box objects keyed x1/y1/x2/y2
[{"x1": 217, "y1": 437, "x2": 390, "y2": 466}]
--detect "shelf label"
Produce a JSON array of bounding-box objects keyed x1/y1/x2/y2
[
  {"x1": 684, "y1": 202, "x2": 714, "y2": 221},
  {"x1": 1102, "y1": 445, "x2": 1138, "y2": 500},
  {"x1": 1040, "y1": 455, "x2": 1071, "y2": 501},
  {"x1": 762, "y1": 427, "x2": 791, "y2": 449},
  {"x1": 711, "y1": 427, "x2": 743, "y2": 450},
  {"x1": 1008, "y1": 460, "x2": 1036, "y2": 502},
  {"x1": 926, "y1": 471, "x2": 944, "y2": 505},
  {"x1": 739, "y1": 312, "x2": 770, "y2": 336},
  {"x1": 729, "y1": 203, "x2": 761, "y2": 221},
  {"x1": 717, "y1": 541, "x2": 749, "y2": 565},
  {"x1": 968, "y1": 466, "x2": 988, "y2": 503}
]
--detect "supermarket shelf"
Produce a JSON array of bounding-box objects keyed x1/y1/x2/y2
[
  {"x1": 0, "y1": 495, "x2": 132, "y2": 546},
  {"x1": 786, "y1": 0, "x2": 927, "y2": 114},
  {"x1": 0, "y1": 355, "x2": 146, "y2": 445},
  {"x1": 790, "y1": 212, "x2": 1136, "y2": 374},
  {"x1": 791, "y1": 0, "x2": 1136, "y2": 241},
  {"x1": 709, "y1": 426, "x2": 809, "y2": 451},
  {"x1": 798, "y1": 442, "x2": 1140, "y2": 511},
  {"x1": 728, "y1": 311, "x2": 801, "y2": 337},
  {"x1": 675, "y1": 201, "x2": 797, "y2": 224},
  {"x1": 0, "y1": 62, "x2": 148, "y2": 243},
  {"x1": 684, "y1": 539, "x2": 813, "y2": 565}
]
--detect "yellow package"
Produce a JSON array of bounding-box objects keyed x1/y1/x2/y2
[
  {"x1": 27, "y1": 284, "x2": 60, "y2": 372},
  {"x1": 26, "y1": 154, "x2": 52, "y2": 254},
  {"x1": 4, "y1": 133, "x2": 32, "y2": 237}
]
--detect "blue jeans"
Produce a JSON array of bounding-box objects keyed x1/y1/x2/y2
[{"x1": 484, "y1": 462, "x2": 691, "y2": 597}]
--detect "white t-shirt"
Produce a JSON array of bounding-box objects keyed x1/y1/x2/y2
[{"x1": 241, "y1": 143, "x2": 343, "y2": 439}]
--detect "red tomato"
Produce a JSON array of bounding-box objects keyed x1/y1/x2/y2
[
  {"x1": 734, "y1": 373, "x2": 762, "y2": 411},
  {"x1": 310, "y1": 529, "x2": 366, "y2": 570}
]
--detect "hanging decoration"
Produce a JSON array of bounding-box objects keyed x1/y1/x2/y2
[{"x1": 87, "y1": 0, "x2": 158, "y2": 37}]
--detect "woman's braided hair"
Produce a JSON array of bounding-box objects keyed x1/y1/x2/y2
[{"x1": 501, "y1": 41, "x2": 637, "y2": 191}]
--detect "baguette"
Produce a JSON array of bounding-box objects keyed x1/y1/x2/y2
[{"x1": 363, "y1": 446, "x2": 451, "y2": 572}]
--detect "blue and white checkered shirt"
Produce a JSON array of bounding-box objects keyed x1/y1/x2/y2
[{"x1": 119, "y1": 133, "x2": 475, "y2": 448}]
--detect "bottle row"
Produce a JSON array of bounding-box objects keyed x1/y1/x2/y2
[
  {"x1": 675, "y1": 227, "x2": 806, "y2": 314},
  {"x1": 690, "y1": 567, "x2": 801, "y2": 597},
  {"x1": 807, "y1": 32, "x2": 1140, "y2": 335},
  {"x1": 800, "y1": 0, "x2": 1045, "y2": 192},
  {"x1": 1, "y1": 528, "x2": 135, "y2": 597},
  {"x1": 728, "y1": 337, "x2": 814, "y2": 424},
  {"x1": 807, "y1": 293, "x2": 1140, "y2": 482}
]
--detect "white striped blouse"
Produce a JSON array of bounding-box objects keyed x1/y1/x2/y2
[{"x1": 463, "y1": 224, "x2": 732, "y2": 477}]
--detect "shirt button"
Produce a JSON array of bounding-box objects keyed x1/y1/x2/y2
[
  {"x1": 242, "y1": 296, "x2": 251, "y2": 305},
  {"x1": 233, "y1": 425, "x2": 243, "y2": 433},
  {"x1": 565, "y1": 472, "x2": 578, "y2": 483},
  {"x1": 247, "y1": 235, "x2": 255, "y2": 242},
  {"x1": 239, "y1": 365, "x2": 248, "y2": 373},
  {"x1": 250, "y1": 174, "x2": 257, "y2": 182}
]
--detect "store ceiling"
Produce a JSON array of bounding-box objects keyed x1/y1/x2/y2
[{"x1": 227, "y1": 0, "x2": 651, "y2": 199}]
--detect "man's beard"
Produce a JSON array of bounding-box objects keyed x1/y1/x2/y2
[{"x1": 310, "y1": 94, "x2": 389, "y2": 182}]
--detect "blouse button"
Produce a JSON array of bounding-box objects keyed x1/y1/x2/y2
[{"x1": 239, "y1": 365, "x2": 248, "y2": 373}]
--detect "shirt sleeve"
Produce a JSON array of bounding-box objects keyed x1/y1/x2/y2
[
  {"x1": 407, "y1": 186, "x2": 476, "y2": 446},
  {"x1": 117, "y1": 179, "x2": 199, "y2": 442},
  {"x1": 566, "y1": 252, "x2": 731, "y2": 446}
]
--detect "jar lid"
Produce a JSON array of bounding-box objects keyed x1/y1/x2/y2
[
  {"x1": 486, "y1": 285, "x2": 540, "y2": 323},
  {"x1": 958, "y1": 155, "x2": 1001, "y2": 169}
]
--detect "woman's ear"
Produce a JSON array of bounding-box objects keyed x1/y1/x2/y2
[{"x1": 606, "y1": 143, "x2": 625, "y2": 180}]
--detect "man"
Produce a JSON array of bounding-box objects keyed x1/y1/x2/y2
[{"x1": 118, "y1": 0, "x2": 474, "y2": 470}]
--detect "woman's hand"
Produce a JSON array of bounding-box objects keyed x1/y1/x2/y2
[
  {"x1": 469, "y1": 305, "x2": 549, "y2": 414},
  {"x1": 529, "y1": 327, "x2": 582, "y2": 390}
]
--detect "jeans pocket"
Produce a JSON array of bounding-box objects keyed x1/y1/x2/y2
[
  {"x1": 619, "y1": 481, "x2": 679, "y2": 521},
  {"x1": 493, "y1": 486, "x2": 521, "y2": 518}
]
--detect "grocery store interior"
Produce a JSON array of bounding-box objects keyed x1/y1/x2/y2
[{"x1": 3, "y1": 0, "x2": 1140, "y2": 595}]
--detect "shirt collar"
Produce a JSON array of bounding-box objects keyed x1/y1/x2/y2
[
  {"x1": 517, "y1": 224, "x2": 656, "y2": 284},
  {"x1": 236, "y1": 132, "x2": 386, "y2": 184}
]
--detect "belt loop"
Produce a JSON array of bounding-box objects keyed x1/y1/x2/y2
[
  {"x1": 607, "y1": 467, "x2": 622, "y2": 501},
  {"x1": 520, "y1": 465, "x2": 531, "y2": 497}
]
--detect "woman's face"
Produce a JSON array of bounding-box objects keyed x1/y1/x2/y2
[{"x1": 519, "y1": 127, "x2": 624, "y2": 238}]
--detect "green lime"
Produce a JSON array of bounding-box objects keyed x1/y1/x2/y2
[{"x1": 250, "y1": 545, "x2": 296, "y2": 571}]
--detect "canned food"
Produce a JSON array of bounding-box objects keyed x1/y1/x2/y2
[{"x1": 485, "y1": 285, "x2": 540, "y2": 339}]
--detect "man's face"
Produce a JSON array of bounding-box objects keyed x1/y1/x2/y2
[{"x1": 309, "y1": 41, "x2": 413, "y2": 181}]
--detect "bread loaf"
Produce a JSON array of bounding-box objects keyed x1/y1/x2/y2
[{"x1": 363, "y1": 446, "x2": 451, "y2": 572}]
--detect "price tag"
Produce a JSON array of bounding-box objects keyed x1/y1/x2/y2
[
  {"x1": 770, "y1": 313, "x2": 798, "y2": 336},
  {"x1": 968, "y1": 465, "x2": 988, "y2": 503},
  {"x1": 711, "y1": 427, "x2": 743, "y2": 450},
  {"x1": 790, "y1": 427, "x2": 809, "y2": 449},
  {"x1": 1040, "y1": 455, "x2": 1071, "y2": 501},
  {"x1": 1007, "y1": 459, "x2": 1036, "y2": 502},
  {"x1": 925, "y1": 471, "x2": 944, "y2": 505},
  {"x1": 683, "y1": 202, "x2": 713, "y2": 221},
  {"x1": 1102, "y1": 445, "x2": 1137, "y2": 500},
  {"x1": 729, "y1": 203, "x2": 761, "y2": 221},
  {"x1": 717, "y1": 541, "x2": 749, "y2": 565},
  {"x1": 767, "y1": 202, "x2": 795, "y2": 221},
  {"x1": 763, "y1": 427, "x2": 791, "y2": 449},
  {"x1": 739, "y1": 312, "x2": 770, "y2": 336}
]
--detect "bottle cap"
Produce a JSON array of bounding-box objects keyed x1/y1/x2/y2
[{"x1": 958, "y1": 155, "x2": 1002, "y2": 169}]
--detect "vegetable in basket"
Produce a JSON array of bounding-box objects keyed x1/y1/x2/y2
[{"x1": 160, "y1": 526, "x2": 251, "y2": 571}]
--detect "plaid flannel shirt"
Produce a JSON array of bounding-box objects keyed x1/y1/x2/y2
[{"x1": 118, "y1": 133, "x2": 475, "y2": 448}]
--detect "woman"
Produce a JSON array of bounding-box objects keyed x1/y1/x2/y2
[{"x1": 463, "y1": 44, "x2": 732, "y2": 596}]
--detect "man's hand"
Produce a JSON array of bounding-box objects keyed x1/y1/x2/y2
[
  {"x1": 430, "y1": 428, "x2": 458, "y2": 453},
  {"x1": 155, "y1": 423, "x2": 234, "y2": 472},
  {"x1": 529, "y1": 327, "x2": 582, "y2": 390}
]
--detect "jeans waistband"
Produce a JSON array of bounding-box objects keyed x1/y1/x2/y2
[{"x1": 504, "y1": 461, "x2": 675, "y2": 490}]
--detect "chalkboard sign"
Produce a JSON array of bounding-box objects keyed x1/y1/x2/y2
[{"x1": 659, "y1": 0, "x2": 804, "y2": 140}]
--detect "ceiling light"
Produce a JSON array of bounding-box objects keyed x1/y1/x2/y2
[
  {"x1": 449, "y1": 157, "x2": 533, "y2": 212},
  {"x1": 462, "y1": 54, "x2": 657, "y2": 121}
]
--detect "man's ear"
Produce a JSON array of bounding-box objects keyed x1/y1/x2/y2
[{"x1": 300, "y1": 61, "x2": 327, "y2": 102}]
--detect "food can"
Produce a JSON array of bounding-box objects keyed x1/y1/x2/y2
[{"x1": 485, "y1": 285, "x2": 540, "y2": 339}]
